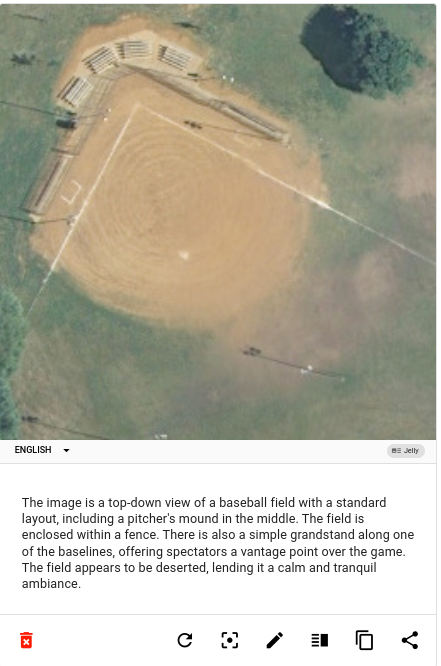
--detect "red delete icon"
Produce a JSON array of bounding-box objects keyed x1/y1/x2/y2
[{"x1": 20, "y1": 632, "x2": 33, "y2": 649}]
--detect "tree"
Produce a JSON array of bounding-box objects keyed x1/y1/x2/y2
[
  {"x1": 0, "y1": 288, "x2": 27, "y2": 439},
  {"x1": 302, "y1": 6, "x2": 424, "y2": 98},
  {"x1": 11, "y1": 52, "x2": 36, "y2": 66},
  {"x1": 0, "y1": 377, "x2": 19, "y2": 440},
  {"x1": 0, "y1": 287, "x2": 27, "y2": 377}
]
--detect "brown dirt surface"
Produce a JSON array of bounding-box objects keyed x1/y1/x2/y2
[{"x1": 33, "y1": 30, "x2": 325, "y2": 330}]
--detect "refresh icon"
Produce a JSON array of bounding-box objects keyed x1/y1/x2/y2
[{"x1": 177, "y1": 632, "x2": 193, "y2": 648}]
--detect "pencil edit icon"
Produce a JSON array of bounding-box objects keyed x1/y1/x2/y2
[{"x1": 267, "y1": 632, "x2": 283, "y2": 648}]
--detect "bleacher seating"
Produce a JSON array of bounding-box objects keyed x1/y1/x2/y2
[
  {"x1": 157, "y1": 44, "x2": 192, "y2": 70},
  {"x1": 116, "y1": 40, "x2": 152, "y2": 60},
  {"x1": 58, "y1": 76, "x2": 94, "y2": 107},
  {"x1": 84, "y1": 46, "x2": 118, "y2": 74}
]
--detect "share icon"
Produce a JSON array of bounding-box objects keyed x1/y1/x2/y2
[{"x1": 402, "y1": 631, "x2": 418, "y2": 649}]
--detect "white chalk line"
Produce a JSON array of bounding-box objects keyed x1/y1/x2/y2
[
  {"x1": 27, "y1": 104, "x2": 140, "y2": 317},
  {"x1": 141, "y1": 104, "x2": 435, "y2": 268},
  {"x1": 61, "y1": 179, "x2": 82, "y2": 205}
]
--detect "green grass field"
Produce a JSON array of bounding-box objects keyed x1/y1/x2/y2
[{"x1": 0, "y1": 4, "x2": 435, "y2": 439}]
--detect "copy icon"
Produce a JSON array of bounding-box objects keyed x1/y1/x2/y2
[{"x1": 356, "y1": 630, "x2": 373, "y2": 650}]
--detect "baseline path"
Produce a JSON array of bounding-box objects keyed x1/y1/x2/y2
[
  {"x1": 26, "y1": 104, "x2": 140, "y2": 317},
  {"x1": 142, "y1": 104, "x2": 435, "y2": 268}
]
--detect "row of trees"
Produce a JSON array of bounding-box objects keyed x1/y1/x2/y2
[
  {"x1": 302, "y1": 6, "x2": 424, "y2": 98},
  {"x1": 0, "y1": 288, "x2": 27, "y2": 439}
]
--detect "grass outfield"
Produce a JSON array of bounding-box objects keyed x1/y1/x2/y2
[{"x1": 0, "y1": 4, "x2": 435, "y2": 439}]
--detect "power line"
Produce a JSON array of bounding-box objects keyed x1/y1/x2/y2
[
  {"x1": 242, "y1": 347, "x2": 347, "y2": 381},
  {"x1": 0, "y1": 213, "x2": 74, "y2": 226},
  {"x1": 0, "y1": 213, "x2": 32, "y2": 225},
  {"x1": 13, "y1": 13, "x2": 46, "y2": 22},
  {"x1": 21, "y1": 416, "x2": 109, "y2": 440},
  {"x1": 0, "y1": 99, "x2": 57, "y2": 117},
  {"x1": 0, "y1": 99, "x2": 108, "y2": 126}
]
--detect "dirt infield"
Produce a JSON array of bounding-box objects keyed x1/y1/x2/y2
[{"x1": 32, "y1": 44, "x2": 325, "y2": 329}]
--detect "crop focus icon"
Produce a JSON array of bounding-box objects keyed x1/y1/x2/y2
[{"x1": 221, "y1": 632, "x2": 239, "y2": 649}]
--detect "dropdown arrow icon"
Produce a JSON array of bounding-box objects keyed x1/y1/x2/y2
[{"x1": 64, "y1": 449, "x2": 69, "y2": 453}]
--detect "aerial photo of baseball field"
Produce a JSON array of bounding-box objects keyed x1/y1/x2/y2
[{"x1": 0, "y1": 4, "x2": 435, "y2": 440}]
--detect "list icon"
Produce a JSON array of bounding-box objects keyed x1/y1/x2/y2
[{"x1": 312, "y1": 633, "x2": 328, "y2": 647}]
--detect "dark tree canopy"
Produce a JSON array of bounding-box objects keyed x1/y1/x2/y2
[
  {"x1": 0, "y1": 287, "x2": 27, "y2": 439},
  {"x1": 0, "y1": 287, "x2": 27, "y2": 377},
  {"x1": 302, "y1": 6, "x2": 424, "y2": 98},
  {"x1": 11, "y1": 52, "x2": 36, "y2": 66},
  {"x1": 0, "y1": 377, "x2": 19, "y2": 440}
]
